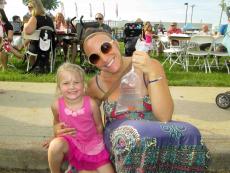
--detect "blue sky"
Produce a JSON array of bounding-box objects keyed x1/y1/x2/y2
[{"x1": 4, "y1": 0, "x2": 230, "y2": 27}]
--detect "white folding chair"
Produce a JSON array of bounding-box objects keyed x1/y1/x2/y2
[
  {"x1": 186, "y1": 35, "x2": 214, "y2": 73},
  {"x1": 209, "y1": 36, "x2": 230, "y2": 74},
  {"x1": 159, "y1": 35, "x2": 185, "y2": 70},
  {"x1": 22, "y1": 30, "x2": 40, "y2": 72}
]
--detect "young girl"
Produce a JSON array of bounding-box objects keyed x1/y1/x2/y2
[
  {"x1": 144, "y1": 23, "x2": 154, "y2": 54},
  {"x1": 136, "y1": 22, "x2": 154, "y2": 54},
  {"x1": 55, "y1": 12, "x2": 67, "y2": 33},
  {"x1": 48, "y1": 63, "x2": 114, "y2": 173}
]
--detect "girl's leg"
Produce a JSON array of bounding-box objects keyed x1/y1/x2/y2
[
  {"x1": 0, "y1": 51, "x2": 8, "y2": 70},
  {"x1": 97, "y1": 163, "x2": 115, "y2": 173},
  {"x1": 78, "y1": 171, "x2": 97, "y2": 173},
  {"x1": 48, "y1": 137, "x2": 68, "y2": 173}
]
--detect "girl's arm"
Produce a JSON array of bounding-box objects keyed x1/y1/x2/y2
[
  {"x1": 51, "y1": 100, "x2": 60, "y2": 135},
  {"x1": 90, "y1": 97, "x2": 104, "y2": 134}
]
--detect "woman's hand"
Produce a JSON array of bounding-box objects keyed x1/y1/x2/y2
[
  {"x1": 54, "y1": 122, "x2": 76, "y2": 137},
  {"x1": 132, "y1": 51, "x2": 156, "y2": 76}
]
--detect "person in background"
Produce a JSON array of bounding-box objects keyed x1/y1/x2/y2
[
  {"x1": 48, "y1": 62, "x2": 114, "y2": 173},
  {"x1": 138, "y1": 22, "x2": 155, "y2": 54},
  {"x1": 167, "y1": 22, "x2": 182, "y2": 46},
  {"x1": 23, "y1": 2, "x2": 33, "y2": 20},
  {"x1": 23, "y1": 0, "x2": 55, "y2": 73},
  {"x1": 0, "y1": 0, "x2": 14, "y2": 71},
  {"x1": 11, "y1": 15, "x2": 22, "y2": 34},
  {"x1": 54, "y1": 28, "x2": 210, "y2": 172},
  {"x1": 197, "y1": 24, "x2": 212, "y2": 50},
  {"x1": 167, "y1": 22, "x2": 182, "y2": 35},
  {"x1": 54, "y1": 12, "x2": 67, "y2": 32},
  {"x1": 216, "y1": 16, "x2": 230, "y2": 52},
  {"x1": 95, "y1": 13, "x2": 112, "y2": 34},
  {"x1": 54, "y1": 12, "x2": 68, "y2": 61},
  {"x1": 141, "y1": 21, "x2": 151, "y2": 40},
  {"x1": 0, "y1": 8, "x2": 29, "y2": 65},
  {"x1": 198, "y1": 24, "x2": 211, "y2": 35}
]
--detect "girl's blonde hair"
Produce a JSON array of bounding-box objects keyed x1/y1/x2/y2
[
  {"x1": 55, "y1": 12, "x2": 66, "y2": 25},
  {"x1": 56, "y1": 62, "x2": 86, "y2": 97},
  {"x1": 29, "y1": 0, "x2": 45, "y2": 16},
  {"x1": 143, "y1": 22, "x2": 152, "y2": 32}
]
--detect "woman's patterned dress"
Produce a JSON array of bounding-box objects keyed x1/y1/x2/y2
[{"x1": 103, "y1": 96, "x2": 210, "y2": 173}]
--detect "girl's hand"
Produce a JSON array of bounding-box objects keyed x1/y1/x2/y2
[
  {"x1": 132, "y1": 51, "x2": 155, "y2": 75},
  {"x1": 54, "y1": 122, "x2": 76, "y2": 137}
]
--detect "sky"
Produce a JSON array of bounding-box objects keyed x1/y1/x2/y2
[{"x1": 4, "y1": 0, "x2": 230, "y2": 27}]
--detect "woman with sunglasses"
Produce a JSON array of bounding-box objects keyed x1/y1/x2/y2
[{"x1": 55, "y1": 28, "x2": 210, "y2": 172}]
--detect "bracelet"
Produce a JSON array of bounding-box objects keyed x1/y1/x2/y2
[{"x1": 148, "y1": 76, "x2": 163, "y2": 84}]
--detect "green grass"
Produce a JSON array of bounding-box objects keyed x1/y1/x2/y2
[{"x1": 0, "y1": 43, "x2": 230, "y2": 87}]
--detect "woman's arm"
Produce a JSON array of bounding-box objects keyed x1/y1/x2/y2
[
  {"x1": 90, "y1": 97, "x2": 104, "y2": 134},
  {"x1": 132, "y1": 51, "x2": 174, "y2": 122},
  {"x1": 23, "y1": 16, "x2": 37, "y2": 35}
]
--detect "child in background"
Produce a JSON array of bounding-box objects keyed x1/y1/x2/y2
[
  {"x1": 144, "y1": 23, "x2": 154, "y2": 52},
  {"x1": 54, "y1": 12, "x2": 67, "y2": 33},
  {"x1": 54, "y1": 12, "x2": 69, "y2": 61},
  {"x1": 136, "y1": 22, "x2": 154, "y2": 54},
  {"x1": 48, "y1": 63, "x2": 114, "y2": 173}
]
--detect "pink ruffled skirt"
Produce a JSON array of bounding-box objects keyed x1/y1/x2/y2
[{"x1": 62, "y1": 136, "x2": 111, "y2": 171}]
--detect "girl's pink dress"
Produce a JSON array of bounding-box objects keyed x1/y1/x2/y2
[
  {"x1": 58, "y1": 96, "x2": 110, "y2": 170},
  {"x1": 145, "y1": 33, "x2": 152, "y2": 44},
  {"x1": 144, "y1": 33, "x2": 153, "y2": 51}
]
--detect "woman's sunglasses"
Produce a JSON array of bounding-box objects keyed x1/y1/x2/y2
[{"x1": 87, "y1": 41, "x2": 113, "y2": 65}]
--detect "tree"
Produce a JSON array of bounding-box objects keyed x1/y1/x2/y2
[
  {"x1": 219, "y1": 0, "x2": 227, "y2": 26},
  {"x1": 22, "y1": 0, "x2": 60, "y2": 11}
]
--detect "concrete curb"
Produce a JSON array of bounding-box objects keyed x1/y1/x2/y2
[{"x1": 0, "y1": 82, "x2": 230, "y2": 172}]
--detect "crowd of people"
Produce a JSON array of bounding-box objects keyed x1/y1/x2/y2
[
  {"x1": 0, "y1": 0, "x2": 229, "y2": 72},
  {"x1": 1, "y1": 0, "x2": 230, "y2": 172}
]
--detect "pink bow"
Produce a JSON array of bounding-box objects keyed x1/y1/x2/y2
[{"x1": 64, "y1": 108, "x2": 85, "y2": 117}]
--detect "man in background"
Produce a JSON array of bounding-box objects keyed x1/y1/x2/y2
[
  {"x1": 197, "y1": 24, "x2": 212, "y2": 50},
  {"x1": 95, "y1": 13, "x2": 112, "y2": 34},
  {"x1": 167, "y1": 22, "x2": 182, "y2": 46}
]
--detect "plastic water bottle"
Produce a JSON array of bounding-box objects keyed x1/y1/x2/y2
[{"x1": 115, "y1": 66, "x2": 143, "y2": 114}]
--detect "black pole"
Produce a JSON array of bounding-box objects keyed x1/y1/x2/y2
[{"x1": 184, "y1": 3, "x2": 188, "y2": 25}]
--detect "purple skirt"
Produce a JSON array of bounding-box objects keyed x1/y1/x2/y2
[{"x1": 104, "y1": 119, "x2": 210, "y2": 173}]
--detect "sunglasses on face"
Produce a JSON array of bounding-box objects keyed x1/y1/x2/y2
[
  {"x1": 95, "y1": 17, "x2": 103, "y2": 21},
  {"x1": 87, "y1": 41, "x2": 113, "y2": 65}
]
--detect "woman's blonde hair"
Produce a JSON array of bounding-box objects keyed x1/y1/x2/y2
[
  {"x1": 29, "y1": 0, "x2": 45, "y2": 16},
  {"x1": 55, "y1": 62, "x2": 86, "y2": 97}
]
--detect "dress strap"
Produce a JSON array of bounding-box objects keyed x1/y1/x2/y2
[
  {"x1": 143, "y1": 73, "x2": 148, "y2": 88},
  {"x1": 95, "y1": 74, "x2": 106, "y2": 94},
  {"x1": 58, "y1": 97, "x2": 65, "y2": 120},
  {"x1": 83, "y1": 96, "x2": 91, "y2": 114}
]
